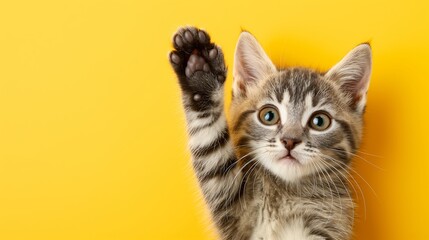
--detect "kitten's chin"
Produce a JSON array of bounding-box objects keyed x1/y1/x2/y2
[{"x1": 260, "y1": 154, "x2": 313, "y2": 183}]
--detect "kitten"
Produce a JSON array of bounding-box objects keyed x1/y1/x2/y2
[{"x1": 169, "y1": 26, "x2": 371, "y2": 240}]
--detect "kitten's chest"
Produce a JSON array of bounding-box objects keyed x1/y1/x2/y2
[
  {"x1": 249, "y1": 198, "x2": 309, "y2": 240},
  {"x1": 244, "y1": 182, "x2": 321, "y2": 240}
]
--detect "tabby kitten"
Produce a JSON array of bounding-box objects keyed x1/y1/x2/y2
[{"x1": 169, "y1": 26, "x2": 371, "y2": 240}]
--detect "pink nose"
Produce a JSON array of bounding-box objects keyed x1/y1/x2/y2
[{"x1": 281, "y1": 138, "x2": 302, "y2": 151}]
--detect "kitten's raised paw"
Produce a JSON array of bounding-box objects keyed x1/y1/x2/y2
[{"x1": 169, "y1": 27, "x2": 227, "y2": 96}]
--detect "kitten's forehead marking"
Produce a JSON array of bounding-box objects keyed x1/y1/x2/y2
[
  {"x1": 279, "y1": 91, "x2": 290, "y2": 125},
  {"x1": 301, "y1": 94, "x2": 314, "y2": 127}
]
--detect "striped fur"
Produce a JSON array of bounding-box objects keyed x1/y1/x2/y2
[{"x1": 169, "y1": 27, "x2": 371, "y2": 240}]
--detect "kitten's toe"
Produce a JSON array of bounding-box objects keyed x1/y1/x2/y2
[
  {"x1": 209, "y1": 48, "x2": 218, "y2": 60},
  {"x1": 173, "y1": 34, "x2": 184, "y2": 49},
  {"x1": 183, "y1": 30, "x2": 194, "y2": 44},
  {"x1": 170, "y1": 52, "x2": 181, "y2": 65},
  {"x1": 198, "y1": 30, "x2": 210, "y2": 45}
]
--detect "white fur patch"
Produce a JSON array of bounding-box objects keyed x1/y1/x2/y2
[
  {"x1": 194, "y1": 143, "x2": 235, "y2": 175},
  {"x1": 250, "y1": 214, "x2": 314, "y2": 240},
  {"x1": 188, "y1": 114, "x2": 226, "y2": 149}
]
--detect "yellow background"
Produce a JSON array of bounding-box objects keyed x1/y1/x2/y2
[{"x1": 0, "y1": 0, "x2": 428, "y2": 239}]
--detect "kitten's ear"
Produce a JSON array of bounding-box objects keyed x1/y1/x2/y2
[
  {"x1": 325, "y1": 43, "x2": 372, "y2": 113},
  {"x1": 233, "y1": 32, "x2": 277, "y2": 97}
]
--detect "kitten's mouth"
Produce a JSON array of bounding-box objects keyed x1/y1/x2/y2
[{"x1": 279, "y1": 153, "x2": 300, "y2": 164}]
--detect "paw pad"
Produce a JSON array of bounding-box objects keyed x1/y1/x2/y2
[
  {"x1": 169, "y1": 26, "x2": 227, "y2": 94},
  {"x1": 186, "y1": 53, "x2": 209, "y2": 78}
]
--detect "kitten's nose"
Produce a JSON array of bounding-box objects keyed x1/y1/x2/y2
[{"x1": 281, "y1": 138, "x2": 302, "y2": 151}]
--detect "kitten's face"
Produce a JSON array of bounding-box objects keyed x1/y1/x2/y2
[
  {"x1": 230, "y1": 32, "x2": 371, "y2": 182},
  {"x1": 231, "y1": 69, "x2": 362, "y2": 182}
]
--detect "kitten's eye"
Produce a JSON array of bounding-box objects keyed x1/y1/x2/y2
[
  {"x1": 258, "y1": 105, "x2": 280, "y2": 126},
  {"x1": 309, "y1": 112, "x2": 332, "y2": 131}
]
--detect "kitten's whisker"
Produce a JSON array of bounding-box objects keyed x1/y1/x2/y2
[
  {"x1": 309, "y1": 160, "x2": 322, "y2": 198},
  {"x1": 319, "y1": 157, "x2": 359, "y2": 201},
  {"x1": 231, "y1": 157, "x2": 257, "y2": 185},
  {"x1": 316, "y1": 157, "x2": 355, "y2": 221},
  {"x1": 312, "y1": 160, "x2": 335, "y2": 216},
  {"x1": 231, "y1": 156, "x2": 258, "y2": 210},
  {"x1": 332, "y1": 156, "x2": 379, "y2": 199},
  {"x1": 316, "y1": 159, "x2": 346, "y2": 217},
  {"x1": 353, "y1": 149, "x2": 383, "y2": 158},
  {"x1": 328, "y1": 147, "x2": 385, "y2": 171},
  {"x1": 238, "y1": 162, "x2": 256, "y2": 209},
  {"x1": 240, "y1": 160, "x2": 260, "y2": 208},
  {"x1": 224, "y1": 147, "x2": 266, "y2": 173},
  {"x1": 319, "y1": 153, "x2": 368, "y2": 220},
  {"x1": 238, "y1": 149, "x2": 269, "y2": 208}
]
